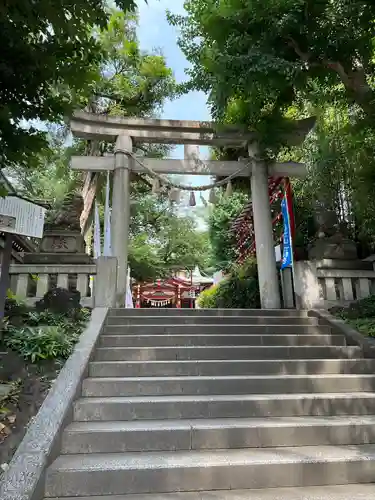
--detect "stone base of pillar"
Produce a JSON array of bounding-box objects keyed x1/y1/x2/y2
[{"x1": 94, "y1": 256, "x2": 118, "y2": 308}]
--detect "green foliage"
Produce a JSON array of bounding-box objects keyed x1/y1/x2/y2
[
  {"x1": 129, "y1": 234, "x2": 161, "y2": 282},
  {"x1": 170, "y1": 0, "x2": 375, "y2": 138},
  {"x1": 4, "y1": 325, "x2": 77, "y2": 363},
  {"x1": 1, "y1": 1, "x2": 140, "y2": 171},
  {"x1": 196, "y1": 284, "x2": 220, "y2": 309},
  {"x1": 3, "y1": 308, "x2": 90, "y2": 362},
  {"x1": 208, "y1": 192, "x2": 248, "y2": 269},
  {"x1": 345, "y1": 318, "x2": 375, "y2": 338},
  {"x1": 331, "y1": 295, "x2": 375, "y2": 338},
  {"x1": 333, "y1": 295, "x2": 375, "y2": 321},
  {"x1": 129, "y1": 196, "x2": 214, "y2": 282},
  {"x1": 94, "y1": 10, "x2": 176, "y2": 117},
  {"x1": 6, "y1": 9, "x2": 176, "y2": 203},
  {"x1": 5, "y1": 127, "x2": 83, "y2": 205},
  {"x1": 4, "y1": 297, "x2": 31, "y2": 325},
  {"x1": 197, "y1": 259, "x2": 260, "y2": 309},
  {"x1": 290, "y1": 102, "x2": 375, "y2": 253}
]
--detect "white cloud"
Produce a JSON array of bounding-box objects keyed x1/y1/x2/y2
[{"x1": 138, "y1": 0, "x2": 185, "y2": 17}]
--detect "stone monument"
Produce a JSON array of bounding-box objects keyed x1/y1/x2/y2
[
  {"x1": 23, "y1": 193, "x2": 93, "y2": 265},
  {"x1": 308, "y1": 202, "x2": 358, "y2": 261}
]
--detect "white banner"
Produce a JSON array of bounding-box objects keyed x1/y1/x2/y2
[
  {"x1": 103, "y1": 171, "x2": 112, "y2": 256},
  {"x1": 125, "y1": 267, "x2": 134, "y2": 308},
  {"x1": 93, "y1": 201, "x2": 101, "y2": 258}
]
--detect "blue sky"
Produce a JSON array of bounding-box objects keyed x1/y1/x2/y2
[
  {"x1": 137, "y1": 0, "x2": 211, "y2": 159},
  {"x1": 137, "y1": 0, "x2": 210, "y2": 126},
  {"x1": 137, "y1": 0, "x2": 211, "y2": 212}
]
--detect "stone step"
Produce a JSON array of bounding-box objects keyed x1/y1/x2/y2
[
  {"x1": 102, "y1": 324, "x2": 329, "y2": 335},
  {"x1": 44, "y1": 444, "x2": 375, "y2": 496},
  {"x1": 81, "y1": 374, "x2": 375, "y2": 397},
  {"x1": 108, "y1": 308, "x2": 310, "y2": 317},
  {"x1": 99, "y1": 333, "x2": 345, "y2": 348},
  {"x1": 88, "y1": 358, "x2": 375, "y2": 377},
  {"x1": 107, "y1": 315, "x2": 317, "y2": 326},
  {"x1": 94, "y1": 345, "x2": 362, "y2": 361},
  {"x1": 42, "y1": 484, "x2": 375, "y2": 500},
  {"x1": 73, "y1": 392, "x2": 375, "y2": 422},
  {"x1": 61, "y1": 416, "x2": 375, "y2": 454}
]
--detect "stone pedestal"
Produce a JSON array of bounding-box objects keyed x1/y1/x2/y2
[
  {"x1": 40, "y1": 230, "x2": 85, "y2": 253},
  {"x1": 308, "y1": 237, "x2": 358, "y2": 261},
  {"x1": 23, "y1": 230, "x2": 93, "y2": 265}
]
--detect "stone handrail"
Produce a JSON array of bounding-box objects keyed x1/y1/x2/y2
[
  {"x1": 293, "y1": 260, "x2": 375, "y2": 309},
  {"x1": 9, "y1": 263, "x2": 97, "y2": 307}
]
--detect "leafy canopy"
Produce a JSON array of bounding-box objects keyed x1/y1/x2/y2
[
  {"x1": 130, "y1": 190, "x2": 214, "y2": 282},
  {"x1": 93, "y1": 10, "x2": 176, "y2": 118},
  {"x1": 0, "y1": 0, "x2": 139, "y2": 171},
  {"x1": 169, "y1": 0, "x2": 375, "y2": 135},
  {"x1": 208, "y1": 192, "x2": 248, "y2": 269},
  {"x1": 4, "y1": 6, "x2": 210, "y2": 283}
]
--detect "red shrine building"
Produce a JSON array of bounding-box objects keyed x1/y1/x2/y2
[{"x1": 132, "y1": 267, "x2": 213, "y2": 308}]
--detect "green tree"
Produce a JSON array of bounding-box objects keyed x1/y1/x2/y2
[
  {"x1": 94, "y1": 10, "x2": 176, "y2": 116},
  {"x1": 0, "y1": 1, "x2": 139, "y2": 172},
  {"x1": 79, "y1": 10, "x2": 176, "y2": 233},
  {"x1": 130, "y1": 188, "x2": 214, "y2": 281},
  {"x1": 169, "y1": 0, "x2": 375, "y2": 135},
  {"x1": 292, "y1": 103, "x2": 375, "y2": 255},
  {"x1": 6, "y1": 125, "x2": 82, "y2": 204},
  {"x1": 209, "y1": 192, "x2": 248, "y2": 269}
]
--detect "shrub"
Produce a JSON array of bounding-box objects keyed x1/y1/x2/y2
[
  {"x1": 4, "y1": 293, "x2": 32, "y2": 326},
  {"x1": 35, "y1": 287, "x2": 81, "y2": 316},
  {"x1": 3, "y1": 307, "x2": 91, "y2": 362},
  {"x1": 197, "y1": 284, "x2": 220, "y2": 308},
  {"x1": 197, "y1": 259, "x2": 260, "y2": 309},
  {"x1": 347, "y1": 318, "x2": 375, "y2": 337},
  {"x1": 4, "y1": 325, "x2": 79, "y2": 362},
  {"x1": 330, "y1": 294, "x2": 375, "y2": 320}
]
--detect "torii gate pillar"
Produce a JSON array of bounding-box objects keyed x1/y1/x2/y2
[
  {"x1": 249, "y1": 143, "x2": 281, "y2": 309},
  {"x1": 112, "y1": 135, "x2": 132, "y2": 307}
]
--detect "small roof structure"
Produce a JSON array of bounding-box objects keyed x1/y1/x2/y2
[{"x1": 191, "y1": 266, "x2": 214, "y2": 285}]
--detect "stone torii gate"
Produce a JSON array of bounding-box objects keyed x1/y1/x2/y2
[{"x1": 70, "y1": 111, "x2": 313, "y2": 308}]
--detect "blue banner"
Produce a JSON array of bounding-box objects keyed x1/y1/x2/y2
[{"x1": 281, "y1": 197, "x2": 292, "y2": 269}]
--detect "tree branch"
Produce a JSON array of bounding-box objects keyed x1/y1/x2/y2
[
  {"x1": 286, "y1": 36, "x2": 313, "y2": 64},
  {"x1": 286, "y1": 36, "x2": 373, "y2": 102}
]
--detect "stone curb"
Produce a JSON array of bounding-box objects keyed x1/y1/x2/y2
[
  {"x1": 0, "y1": 307, "x2": 109, "y2": 500},
  {"x1": 310, "y1": 309, "x2": 375, "y2": 357}
]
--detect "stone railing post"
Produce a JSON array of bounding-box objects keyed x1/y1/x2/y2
[
  {"x1": 93, "y1": 256, "x2": 118, "y2": 308},
  {"x1": 293, "y1": 261, "x2": 322, "y2": 309}
]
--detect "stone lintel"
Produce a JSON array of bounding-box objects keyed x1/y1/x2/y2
[
  {"x1": 71, "y1": 156, "x2": 307, "y2": 178},
  {"x1": 316, "y1": 268, "x2": 375, "y2": 279},
  {"x1": 71, "y1": 112, "x2": 315, "y2": 147},
  {"x1": 71, "y1": 111, "x2": 253, "y2": 146},
  {"x1": 315, "y1": 259, "x2": 373, "y2": 271},
  {"x1": 9, "y1": 264, "x2": 97, "y2": 274}
]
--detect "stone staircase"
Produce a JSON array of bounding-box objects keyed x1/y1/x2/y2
[{"x1": 44, "y1": 308, "x2": 375, "y2": 499}]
